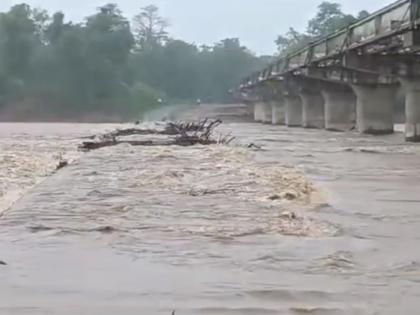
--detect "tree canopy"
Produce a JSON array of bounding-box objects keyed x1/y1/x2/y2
[
  {"x1": 133, "y1": 5, "x2": 169, "y2": 51},
  {"x1": 0, "y1": 1, "x2": 371, "y2": 121},
  {"x1": 275, "y1": 1, "x2": 370, "y2": 56},
  {"x1": 0, "y1": 3, "x2": 266, "y2": 121}
]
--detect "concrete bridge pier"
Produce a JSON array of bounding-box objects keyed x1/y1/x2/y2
[
  {"x1": 253, "y1": 102, "x2": 265, "y2": 122},
  {"x1": 351, "y1": 84, "x2": 397, "y2": 134},
  {"x1": 271, "y1": 98, "x2": 286, "y2": 125},
  {"x1": 243, "y1": 102, "x2": 255, "y2": 118},
  {"x1": 401, "y1": 79, "x2": 420, "y2": 142},
  {"x1": 253, "y1": 102, "x2": 272, "y2": 123},
  {"x1": 300, "y1": 91, "x2": 325, "y2": 129},
  {"x1": 262, "y1": 102, "x2": 273, "y2": 123},
  {"x1": 284, "y1": 95, "x2": 302, "y2": 127},
  {"x1": 321, "y1": 85, "x2": 356, "y2": 131}
]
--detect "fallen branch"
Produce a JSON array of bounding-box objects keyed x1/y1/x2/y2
[
  {"x1": 79, "y1": 119, "x2": 228, "y2": 152},
  {"x1": 106, "y1": 119, "x2": 220, "y2": 138}
]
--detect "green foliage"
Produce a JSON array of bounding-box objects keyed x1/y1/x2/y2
[
  {"x1": 128, "y1": 82, "x2": 167, "y2": 115},
  {"x1": 0, "y1": 4, "x2": 38, "y2": 79},
  {"x1": 202, "y1": 38, "x2": 264, "y2": 101},
  {"x1": 0, "y1": 3, "x2": 263, "y2": 120},
  {"x1": 133, "y1": 5, "x2": 169, "y2": 51},
  {"x1": 275, "y1": 28, "x2": 312, "y2": 56},
  {"x1": 275, "y1": 1, "x2": 370, "y2": 55},
  {"x1": 307, "y1": 2, "x2": 356, "y2": 37},
  {"x1": 357, "y1": 10, "x2": 370, "y2": 20}
]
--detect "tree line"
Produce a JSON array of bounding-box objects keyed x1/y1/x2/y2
[
  {"x1": 0, "y1": 2, "x2": 369, "y2": 121},
  {"x1": 0, "y1": 3, "x2": 267, "y2": 120}
]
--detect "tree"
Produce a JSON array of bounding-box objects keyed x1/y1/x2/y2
[
  {"x1": 0, "y1": 4, "x2": 38, "y2": 79},
  {"x1": 84, "y1": 3, "x2": 134, "y2": 103},
  {"x1": 0, "y1": 2, "x2": 327, "y2": 119},
  {"x1": 45, "y1": 12, "x2": 65, "y2": 44},
  {"x1": 86, "y1": 4, "x2": 134, "y2": 64},
  {"x1": 133, "y1": 5, "x2": 169, "y2": 50},
  {"x1": 31, "y1": 8, "x2": 49, "y2": 42},
  {"x1": 201, "y1": 38, "x2": 264, "y2": 101},
  {"x1": 160, "y1": 39, "x2": 200, "y2": 98},
  {"x1": 307, "y1": 2, "x2": 356, "y2": 37},
  {"x1": 275, "y1": 28, "x2": 312, "y2": 56},
  {"x1": 357, "y1": 10, "x2": 370, "y2": 19},
  {"x1": 275, "y1": 2, "x2": 370, "y2": 56}
]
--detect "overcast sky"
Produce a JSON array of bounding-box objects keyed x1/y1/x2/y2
[{"x1": 0, "y1": 0, "x2": 394, "y2": 55}]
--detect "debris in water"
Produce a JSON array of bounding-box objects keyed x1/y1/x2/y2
[
  {"x1": 0, "y1": 260, "x2": 7, "y2": 266},
  {"x1": 189, "y1": 187, "x2": 236, "y2": 197},
  {"x1": 56, "y1": 159, "x2": 68, "y2": 170},
  {"x1": 79, "y1": 119, "x2": 233, "y2": 151},
  {"x1": 92, "y1": 226, "x2": 118, "y2": 234},
  {"x1": 111, "y1": 119, "x2": 221, "y2": 138},
  {"x1": 280, "y1": 191, "x2": 297, "y2": 201},
  {"x1": 28, "y1": 225, "x2": 55, "y2": 233},
  {"x1": 248, "y1": 142, "x2": 262, "y2": 150},
  {"x1": 268, "y1": 194, "x2": 281, "y2": 201},
  {"x1": 280, "y1": 211, "x2": 297, "y2": 220},
  {"x1": 360, "y1": 148, "x2": 380, "y2": 154}
]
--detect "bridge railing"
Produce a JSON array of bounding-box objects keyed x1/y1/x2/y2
[{"x1": 240, "y1": 0, "x2": 419, "y2": 89}]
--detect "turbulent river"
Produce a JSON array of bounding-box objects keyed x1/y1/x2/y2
[{"x1": 1, "y1": 110, "x2": 420, "y2": 315}]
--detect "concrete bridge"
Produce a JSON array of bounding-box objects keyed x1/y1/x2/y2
[{"x1": 238, "y1": 0, "x2": 420, "y2": 142}]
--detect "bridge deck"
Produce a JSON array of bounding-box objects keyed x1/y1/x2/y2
[{"x1": 241, "y1": 0, "x2": 420, "y2": 89}]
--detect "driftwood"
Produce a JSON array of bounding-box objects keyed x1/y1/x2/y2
[
  {"x1": 79, "y1": 119, "x2": 233, "y2": 152},
  {"x1": 108, "y1": 118, "x2": 217, "y2": 138}
]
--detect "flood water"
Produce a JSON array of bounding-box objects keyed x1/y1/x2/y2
[{"x1": 1, "y1": 118, "x2": 420, "y2": 315}]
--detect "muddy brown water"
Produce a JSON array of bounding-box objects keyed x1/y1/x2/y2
[{"x1": 1, "y1": 119, "x2": 420, "y2": 315}]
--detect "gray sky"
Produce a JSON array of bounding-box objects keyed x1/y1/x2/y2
[{"x1": 0, "y1": 0, "x2": 394, "y2": 55}]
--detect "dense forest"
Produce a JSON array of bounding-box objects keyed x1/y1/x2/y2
[
  {"x1": 0, "y1": 3, "x2": 267, "y2": 121},
  {"x1": 0, "y1": 2, "x2": 369, "y2": 121}
]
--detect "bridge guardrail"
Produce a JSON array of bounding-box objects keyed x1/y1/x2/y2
[{"x1": 240, "y1": 0, "x2": 419, "y2": 89}]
